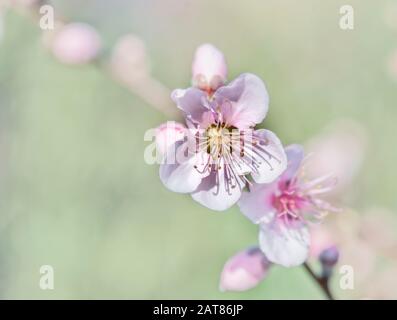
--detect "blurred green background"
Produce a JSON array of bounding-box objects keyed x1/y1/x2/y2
[{"x1": 0, "y1": 0, "x2": 396, "y2": 299}]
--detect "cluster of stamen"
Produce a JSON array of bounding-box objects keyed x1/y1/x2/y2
[
  {"x1": 273, "y1": 167, "x2": 338, "y2": 224},
  {"x1": 272, "y1": 181, "x2": 306, "y2": 222},
  {"x1": 190, "y1": 110, "x2": 282, "y2": 196}
]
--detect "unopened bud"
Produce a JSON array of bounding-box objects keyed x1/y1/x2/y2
[
  {"x1": 192, "y1": 44, "x2": 227, "y2": 92},
  {"x1": 319, "y1": 246, "x2": 339, "y2": 278},
  {"x1": 51, "y1": 23, "x2": 101, "y2": 65},
  {"x1": 220, "y1": 247, "x2": 271, "y2": 292}
]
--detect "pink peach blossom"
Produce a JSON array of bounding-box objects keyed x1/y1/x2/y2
[
  {"x1": 159, "y1": 73, "x2": 287, "y2": 211},
  {"x1": 159, "y1": 46, "x2": 287, "y2": 211},
  {"x1": 239, "y1": 145, "x2": 338, "y2": 267}
]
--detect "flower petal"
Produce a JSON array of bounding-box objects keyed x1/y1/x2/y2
[
  {"x1": 259, "y1": 220, "x2": 310, "y2": 267},
  {"x1": 171, "y1": 88, "x2": 208, "y2": 123},
  {"x1": 250, "y1": 129, "x2": 287, "y2": 184},
  {"x1": 282, "y1": 144, "x2": 304, "y2": 181},
  {"x1": 191, "y1": 165, "x2": 242, "y2": 211},
  {"x1": 159, "y1": 141, "x2": 208, "y2": 193},
  {"x1": 215, "y1": 73, "x2": 269, "y2": 128},
  {"x1": 238, "y1": 184, "x2": 277, "y2": 224}
]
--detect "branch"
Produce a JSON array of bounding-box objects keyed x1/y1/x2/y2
[
  {"x1": 11, "y1": 0, "x2": 180, "y2": 119},
  {"x1": 303, "y1": 262, "x2": 335, "y2": 300}
]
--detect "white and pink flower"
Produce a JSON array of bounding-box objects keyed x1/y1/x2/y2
[
  {"x1": 238, "y1": 144, "x2": 338, "y2": 267},
  {"x1": 158, "y1": 44, "x2": 287, "y2": 211}
]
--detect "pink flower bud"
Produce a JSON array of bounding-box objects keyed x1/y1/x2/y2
[
  {"x1": 220, "y1": 247, "x2": 271, "y2": 292},
  {"x1": 51, "y1": 23, "x2": 101, "y2": 65},
  {"x1": 192, "y1": 44, "x2": 227, "y2": 92},
  {"x1": 155, "y1": 122, "x2": 185, "y2": 157}
]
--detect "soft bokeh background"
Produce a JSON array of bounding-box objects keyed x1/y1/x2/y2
[{"x1": 0, "y1": 0, "x2": 396, "y2": 299}]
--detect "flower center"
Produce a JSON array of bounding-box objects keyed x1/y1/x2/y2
[
  {"x1": 205, "y1": 124, "x2": 235, "y2": 159},
  {"x1": 272, "y1": 187, "x2": 305, "y2": 221}
]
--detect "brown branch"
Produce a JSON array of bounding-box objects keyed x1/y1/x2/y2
[{"x1": 303, "y1": 262, "x2": 335, "y2": 300}]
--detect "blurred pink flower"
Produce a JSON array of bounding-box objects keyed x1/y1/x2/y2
[
  {"x1": 305, "y1": 119, "x2": 367, "y2": 194},
  {"x1": 361, "y1": 265, "x2": 397, "y2": 299},
  {"x1": 220, "y1": 247, "x2": 271, "y2": 292},
  {"x1": 51, "y1": 23, "x2": 101, "y2": 65},
  {"x1": 308, "y1": 213, "x2": 361, "y2": 282},
  {"x1": 239, "y1": 145, "x2": 338, "y2": 267},
  {"x1": 331, "y1": 208, "x2": 397, "y2": 299},
  {"x1": 343, "y1": 239, "x2": 377, "y2": 284},
  {"x1": 327, "y1": 207, "x2": 397, "y2": 260},
  {"x1": 310, "y1": 207, "x2": 397, "y2": 297},
  {"x1": 192, "y1": 44, "x2": 227, "y2": 93},
  {"x1": 359, "y1": 207, "x2": 397, "y2": 257}
]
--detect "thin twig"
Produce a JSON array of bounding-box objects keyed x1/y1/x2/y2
[{"x1": 303, "y1": 262, "x2": 334, "y2": 300}]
